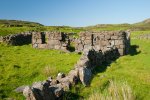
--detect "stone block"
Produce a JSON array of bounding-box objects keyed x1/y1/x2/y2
[
  {"x1": 36, "y1": 39, "x2": 42, "y2": 44},
  {"x1": 38, "y1": 44, "x2": 47, "y2": 48},
  {"x1": 115, "y1": 40, "x2": 124, "y2": 45},
  {"x1": 119, "y1": 44, "x2": 125, "y2": 49},
  {"x1": 105, "y1": 35, "x2": 111, "y2": 40},
  {"x1": 79, "y1": 67, "x2": 92, "y2": 86},
  {"x1": 84, "y1": 40, "x2": 91, "y2": 44},
  {"x1": 118, "y1": 48, "x2": 124, "y2": 56}
]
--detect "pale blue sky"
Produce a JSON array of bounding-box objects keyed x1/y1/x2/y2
[{"x1": 0, "y1": 0, "x2": 150, "y2": 26}]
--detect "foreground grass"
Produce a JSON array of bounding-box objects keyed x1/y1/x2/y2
[
  {"x1": 0, "y1": 44, "x2": 81, "y2": 99},
  {"x1": 70, "y1": 31, "x2": 150, "y2": 100}
]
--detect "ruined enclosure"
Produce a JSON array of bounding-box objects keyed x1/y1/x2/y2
[
  {"x1": 1, "y1": 31, "x2": 130, "y2": 100},
  {"x1": 31, "y1": 31, "x2": 130, "y2": 56}
]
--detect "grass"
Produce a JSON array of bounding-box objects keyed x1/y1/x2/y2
[
  {"x1": 0, "y1": 44, "x2": 81, "y2": 99},
  {"x1": 67, "y1": 31, "x2": 150, "y2": 100},
  {"x1": 88, "y1": 80, "x2": 135, "y2": 100},
  {"x1": 0, "y1": 26, "x2": 83, "y2": 37},
  {"x1": 0, "y1": 27, "x2": 36, "y2": 36}
]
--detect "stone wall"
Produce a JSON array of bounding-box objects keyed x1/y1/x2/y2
[
  {"x1": 10, "y1": 30, "x2": 130, "y2": 100},
  {"x1": 0, "y1": 32, "x2": 32, "y2": 45},
  {"x1": 18, "y1": 48, "x2": 121, "y2": 100},
  {"x1": 75, "y1": 31, "x2": 130, "y2": 56},
  {"x1": 32, "y1": 31, "x2": 70, "y2": 51}
]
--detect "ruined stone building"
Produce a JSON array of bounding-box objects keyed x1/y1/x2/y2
[{"x1": 1, "y1": 31, "x2": 130, "y2": 100}]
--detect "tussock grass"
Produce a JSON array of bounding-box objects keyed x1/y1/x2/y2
[{"x1": 88, "y1": 80, "x2": 135, "y2": 100}]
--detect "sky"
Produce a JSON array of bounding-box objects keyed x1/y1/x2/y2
[{"x1": 0, "y1": 0, "x2": 150, "y2": 27}]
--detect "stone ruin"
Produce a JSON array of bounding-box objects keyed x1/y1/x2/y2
[
  {"x1": 0, "y1": 32, "x2": 32, "y2": 45},
  {"x1": 32, "y1": 31, "x2": 70, "y2": 51},
  {"x1": 75, "y1": 31, "x2": 130, "y2": 56},
  {"x1": 12, "y1": 30, "x2": 130, "y2": 100}
]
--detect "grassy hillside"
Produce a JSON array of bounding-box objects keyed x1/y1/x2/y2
[
  {"x1": 1, "y1": 18, "x2": 150, "y2": 36},
  {"x1": 0, "y1": 44, "x2": 81, "y2": 99},
  {"x1": 0, "y1": 20, "x2": 43, "y2": 27}
]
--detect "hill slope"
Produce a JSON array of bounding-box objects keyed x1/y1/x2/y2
[{"x1": 0, "y1": 19, "x2": 43, "y2": 27}]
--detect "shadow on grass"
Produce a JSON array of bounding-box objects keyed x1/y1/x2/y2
[
  {"x1": 129, "y1": 45, "x2": 141, "y2": 56},
  {"x1": 92, "y1": 44, "x2": 141, "y2": 78}
]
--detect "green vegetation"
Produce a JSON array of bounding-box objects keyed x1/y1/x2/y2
[
  {"x1": 0, "y1": 44, "x2": 81, "y2": 99},
  {"x1": 69, "y1": 31, "x2": 150, "y2": 100},
  {"x1": 0, "y1": 19, "x2": 43, "y2": 27},
  {"x1": 0, "y1": 19, "x2": 150, "y2": 100}
]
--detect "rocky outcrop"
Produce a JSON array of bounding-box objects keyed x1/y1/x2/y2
[{"x1": 0, "y1": 32, "x2": 32, "y2": 45}]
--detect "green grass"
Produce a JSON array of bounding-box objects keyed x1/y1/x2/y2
[
  {"x1": 0, "y1": 26, "x2": 83, "y2": 36},
  {"x1": 0, "y1": 27, "x2": 36, "y2": 36},
  {"x1": 131, "y1": 30, "x2": 150, "y2": 37},
  {"x1": 0, "y1": 44, "x2": 81, "y2": 99},
  {"x1": 0, "y1": 30, "x2": 150, "y2": 100},
  {"x1": 69, "y1": 31, "x2": 150, "y2": 100}
]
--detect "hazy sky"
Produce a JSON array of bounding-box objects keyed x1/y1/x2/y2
[{"x1": 0, "y1": 0, "x2": 150, "y2": 26}]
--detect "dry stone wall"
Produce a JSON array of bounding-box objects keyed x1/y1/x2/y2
[
  {"x1": 75, "y1": 31, "x2": 130, "y2": 56},
  {"x1": 7, "y1": 30, "x2": 130, "y2": 100},
  {"x1": 32, "y1": 32, "x2": 70, "y2": 51},
  {"x1": 0, "y1": 32, "x2": 32, "y2": 45}
]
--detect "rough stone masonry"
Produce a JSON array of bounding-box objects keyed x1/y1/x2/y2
[
  {"x1": 13, "y1": 30, "x2": 130, "y2": 100},
  {"x1": 32, "y1": 31, "x2": 70, "y2": 51}
]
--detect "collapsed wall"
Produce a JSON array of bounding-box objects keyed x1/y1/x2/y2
[{"x1": 0, "y1": 32, "x2": 32, "y2": 45}]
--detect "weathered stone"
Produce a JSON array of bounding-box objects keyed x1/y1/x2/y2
[
  {"x1": 32, "y1": 32, "x2": 70, "y2": 51},
  {"x1": 57, "y1": 73, "x2": 65, "y2": 80},
  {"x1": 50, "y1": 80, "x2": 59, "y2": 85},
  {"x1": 14, "y1": 85, "x2": 27, "y2": 93},
  {"x1": 38, "y1": 44, "x2": 47, "y2": 48},
  {"x1": 79, "y1": 67, "x2": 92, "y2": 86},
  {"x1": 105, "y1": 35, "x2": 111, "y2": 40},
  {"x1": 111, "y1": 36, "x2": 118, "y2": 40},
  {"x1": 68, "y1": 69, "x2": 79, "y2": 84},
  {"x1": 23, "y1": 86, "x2": 36, "y2": 100},
  {"x1": 115, "y1": 40, "x2": 124, "y2": 45}
]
